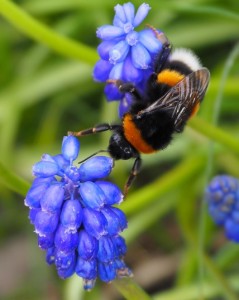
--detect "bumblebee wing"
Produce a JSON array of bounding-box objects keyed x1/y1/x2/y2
[{"x1": 137, "y1": 68, "x2": 210, "y2": 132}]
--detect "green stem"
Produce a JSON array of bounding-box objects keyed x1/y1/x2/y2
[
  {"x1": 0, "y1": 160, "x2": 30, "y2": 195},
  {"x1": 0, "y1": 0, "x2": 98, "y2": 63},
  {"x1": 114, "y1": 277, "x2": 152, "y2": 300},
  {"x1": 189, "y1": 117, "x2": 239, "y2": 156}
]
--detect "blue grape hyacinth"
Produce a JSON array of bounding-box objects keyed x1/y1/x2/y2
[
  {"x1": 25, "y1": 136, "x2": 131, "y2": 290},
  {"x1": 93, "y1": 2, "x2": 164, "y2": 116},
  {"x1": 205, "y1": 175, "x2": 239, "y2": 242}
]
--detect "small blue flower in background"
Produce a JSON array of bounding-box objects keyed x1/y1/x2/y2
[
  {"x1": 25, "y1": 136, "x2": 131, "y2": 290},
  {"x1": 93, "y1": 2, "x2": 164, "y2": 116},
  {"x1": 205, "y1": 175, "x2": 239, "y2": 242}
]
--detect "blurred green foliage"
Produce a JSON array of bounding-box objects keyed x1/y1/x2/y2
[{"x1": 0, "y1": 0, "x2": 238, "y2": 299}]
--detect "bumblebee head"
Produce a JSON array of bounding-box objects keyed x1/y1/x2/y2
[{"x1": 108, "y1": 130, "x2": 138, "y2": 160}]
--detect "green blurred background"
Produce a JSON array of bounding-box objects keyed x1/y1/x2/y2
[{"x1": 0, "y1": 0, "x2": 238, "y2": 299}]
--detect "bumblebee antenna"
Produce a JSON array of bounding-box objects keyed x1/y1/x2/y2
[{"x1": 78, "y1": 150, "x2": 109, "y2": 164}]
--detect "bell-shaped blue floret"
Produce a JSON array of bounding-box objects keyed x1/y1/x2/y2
[
  {"x1": 60, "y1": 200, "x2": 83, "y2": 232},
  {"x1": 25, "y1": 182, "x2": 49, "y2": 208},
  {"x1": 32, "y1": 161, "x2": 59, "y2": 177},
  {"x1": 78, "y1": 230, "x2": 99, "y2": 260},
  {"x1": 113, "y1": 235, "x2": 127, "y2": 257},
  {"x1": 78, "y1": 156, "x2": 113, "y2": 181},
  {"x1": 40, "y1": 183, "x2": 65, "y2": 213},
  {"x1": 34, "y1": 210, "x2": 59, "y2": 236},
  {"x1": 55, "y1": 249, "x2": 76, "y2": 270},
  {"x1": 38, "y1": 232, "x2": 54, "y2": 250},
  {"x1": 75, "y1": 257, "x2": 97, "y2": 280},
  {"x1": 97, "y1": 236, "x2": 116, "y2": 262},
  {"x1": 96, "y1": 181, "x2": 123, "y2": 205},
  {"x1": 54, "y1": 225, "x2": 79, "y2": 252},
  {"x1": 79, "y1": 181, "x2": 106, "y2": 209},
  {"x1": 98, "y1": 261, "x2": 116, "y2": 282},
  {"x1": 82, "y1": 208, "x2": 107, "y2": 239},
  {"x1": 62, "y1": 135, "x2": 80, "y2": 162}
]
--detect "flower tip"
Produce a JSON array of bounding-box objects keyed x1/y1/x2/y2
[
  {"x1": 62, "y1": 135, "x2": 80, "y2": 162},
  {"x1": 83, "y1": 279, "x2": 96, "y2": 291}
]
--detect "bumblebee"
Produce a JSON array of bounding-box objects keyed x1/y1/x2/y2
[{"x1": 69, "y1": 27, "x2": 210, "y2": 194}]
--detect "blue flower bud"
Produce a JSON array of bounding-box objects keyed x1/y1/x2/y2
[
  {"x1": 32, "y1": 161, "x2": 59, "y2": 177},
  {"x1": 122, "y1": 55, "x2": 143, "y2": 83},
  {"x1": 38, "y1": 233, "x2": 54, "y2": 250},
  {"x1": 93, "y1": 59, "x2": 112, "y2": 82},
  {"x1": 109, "y1": 62, "x2": 124, "y2": 79},
  {"x1": 46, "y1": 247, "x2": 55, "y2": 265},
  {"x1": 34, "y1": 210, "x2": 59, "y2": 236},
  {"x1": 98, "y1": 261, "x2": 116, "y2": 282},
  {"x1": 57, "y1": 257, "x2": 76, "y2": 279},
  {"x1": 55, "y1": 250, "x2": 76, "y2": 270},
  {"x1": 109, "y1": 40, "x2": 129, "y2": 64},
  {"x1": 29, "y1": 208, "x2": 40, "y2": 224},
  {"x1": 96, "y1": 25, "x2": 125, "y2": 40},
  {"x1": 96, "y1": 181, "x2": 123, "y2": 205},
  {"x1": 110, "y1": 207, "x2": 127, "y2": 231},
  {"x1": 62, "y1": 136, "x2": 80, "y2": 162},
  {"x1": 113, "y1": 235, "x2": 127, "y2": 256},
  {"x1": 104, "y1": 83, "x2": 123, "y2": 101},
  {"x1": 40, "y1": 183, "x2": 65, "y2": 213},
  {"x1": 114, "y1": 4, "x2": 127, "y2": 23},
  {"x1": 60, "y1": 200, "x2": 83, "y2": 232},
  {"x1": 54, "y1": 225, "x2": 79, "y2": 252},
  {"x1": 97, "y1": 40, "x2": 118, "y2": 60},
  {"x1": 225, "y1": 218, "x2": 239, "y2": 242},
  {"x1": 83, "y1": 208, "x2": 107, "y2": 239},
  {"x1": 75, "y1": 257, "x2": 97, "y2": 279},
  {"x1": 78, "y1": 230, "x2": 99, "y2": 260},
  {"x1": 79, "y1": 181, "x2": 106, "y2": 209},
  {"x1": 101, "y1": 206, "x2": 127, "y2": 235},
  {"x1": 97, "y1": 236, "x2": 116, "y2": 262},
  {"x1": 118, "y1": 94, "x2": 133, "y2": 117},
  {"x1": 139, "y1": 29, "x2": 163, "y2": 54},
  {"x1": 25, "y1": 182, "x2": 49, "y2": 208},
  {"x1": 133, "y1": 3, "x2": 151, "y2": 27},
  {"x1": 78, "y1": 156, "x2": 113, "y2": 181},
  {"x1": 123, "y1": 2, "x2": 135, "y2": 24},
  {"x1": 131, "y1": 42, "x2": 151, "y2": 69}
]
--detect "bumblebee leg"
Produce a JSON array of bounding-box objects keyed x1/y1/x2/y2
[
  {"x1": 124, "y1": 156, "x2": 142, "y2": 196},
  {"x1": 68, "y1": 123, "x2": 121, "y2": 137},
  {"x1": 146, "y1": 24, "x2": 172, "y2": 73},
  {"x1": 107, "y1": 79, "x2": 141, "y2": 101}
]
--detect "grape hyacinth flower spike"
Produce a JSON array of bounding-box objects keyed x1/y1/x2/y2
[
  {"x1": 93, "y1": 2, "x2": 164, "y2": 116},
  {"x1": 205, "y1": 175, "x2": 239, "y2": 242},
  {"x1": 25, "y1": 135, "x2": 131, "y2": 290}
]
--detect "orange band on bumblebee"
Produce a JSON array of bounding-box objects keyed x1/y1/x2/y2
[
  {"x1": 123, "y1": 114, "x2": 156, "y2": 154},
  {"x1": 157, "y1": 69, "x2": 184, "y2": 86}
]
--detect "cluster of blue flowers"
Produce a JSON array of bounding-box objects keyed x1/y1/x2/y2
[
  {"x1": 93, "y1": 2, "x2": 164, "y2": 116},
  {"x1": 24, "y1": 135, "x2": 131, "y2": 290},
  {"x1": 205, "y1": 175, "x2": 239, "y2": 242}
]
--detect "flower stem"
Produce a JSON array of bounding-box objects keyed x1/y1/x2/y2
[
  {"x1": 114, "y1": 277, "x2": 152, "y2": 300},
  {"x1": 0, "y1": 0, "x2": 98, "y2": 63}
]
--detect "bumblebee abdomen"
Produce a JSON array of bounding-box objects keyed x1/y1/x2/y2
[
  {"x1": 123, "y1": 114, "x2": 156, "y2": 154},
  {"x1": 123, "y1": 111, "x2": 175, "y2": 154}
]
